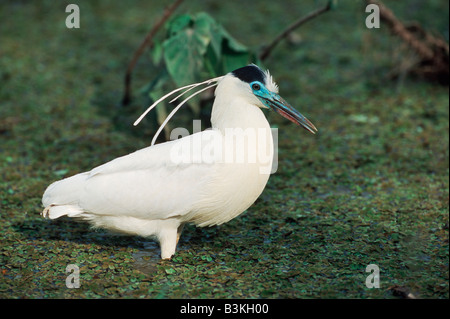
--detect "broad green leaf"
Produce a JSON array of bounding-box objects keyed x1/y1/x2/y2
[
  {"x1": 220, "y1": 27, "x2": 248, "y2": 53},
  {"x1": 193, "y1": 13, "x2": 213, "y2": 53},
  {"x1": 204, "y1": 44, "x2": 220, "y2": 77},
  {"x1": 222, "y1": 50, "x2": 250, "y2": 73},
  {"x1": 163, "y1": 30, "x2": 204, "y2": 86},
  {"x1": 195, "y1": 12, "x2": 222, "y2": 59},
  {"x1": 163, "y1": 14, "x2": 214, "y2": 86},
  {"x1": 151, "y1": 11, "x2": 253, "y2": 120},
  {"x1": 221, "y1": 36, "x2": 252, "y2": 72},
  {"x1": 166, "y1": 14, "x2": 192, "y2": 35},
  {"x1": 162, "y1": 12, "x2": 251, "y2": 85}
]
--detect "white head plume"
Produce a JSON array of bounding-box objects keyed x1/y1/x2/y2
[{"x1": 133, "y1": 76, "x2": 224, "y2": 145}]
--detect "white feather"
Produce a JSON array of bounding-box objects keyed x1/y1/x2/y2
[
  {"x1": 133, "y1": 76, "x2": 223, "y2": 127},
  {"x1": 150, "y1": 83, "x2": 218, "y2": 146},
  {"x1": 263, "y1": 69, "x2": 279, "y2": 93},
  {"x1": 42, "y1": 71, "x2": 275, "y2": 259}
]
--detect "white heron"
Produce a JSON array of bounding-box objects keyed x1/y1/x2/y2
[{"x1": 42, "y1": 64, "x2": 317, "y2": 259}]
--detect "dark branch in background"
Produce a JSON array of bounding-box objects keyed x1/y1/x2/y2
[
  {"x1": 259, "y1": 2, "x2": 332, "y2": 61},
  {"x1": 121, "y1": 0, "x2": 184, "y2": 106},
  {"x1": 367, "y1": 0, "x2": 449, "y2": 84}
]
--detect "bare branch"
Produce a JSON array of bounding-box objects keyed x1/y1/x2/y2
[
  {"x1": 122, "y1": 0, "x2": 184, "y2": 106},
  {"x1": 368, "y1": 0, "x2": 434, "y2": 60},
  {"x1": 367, "y1": 0, "x2": 449, "y2": 84},
  {"x1": 259, "y1": 2, "x2": 332, "y2": 61}
]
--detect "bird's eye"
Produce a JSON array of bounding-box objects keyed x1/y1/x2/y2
[{"x1": 252, "y1": 83, "x2": 261, "y2": 91}]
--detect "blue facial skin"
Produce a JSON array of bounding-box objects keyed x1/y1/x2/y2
[{"x1": 249, "y1": 81, "x2": 317, "y2": 134}]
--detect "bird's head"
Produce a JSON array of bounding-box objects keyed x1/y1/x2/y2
[
  {"x1": 134, "y1": 64, "x2": 317, "y2": 145},
  {"x1": 229, "y1": 64, "x2": 317, "y2": 134}
]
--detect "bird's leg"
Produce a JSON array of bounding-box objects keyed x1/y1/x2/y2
[
  {"x1": 158, "y1": 227, "x2": 178, "y2": 260},
  {"x1": 158, "y1": 223, "x2": 185, "y2": 259},
  {"x1": 176, "y1": 223, "x2": 185, "y2": 245}
]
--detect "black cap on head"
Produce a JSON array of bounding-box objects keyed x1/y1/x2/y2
[{"x1": 231, "y1": 65, "x2": 265, "y2": 84}]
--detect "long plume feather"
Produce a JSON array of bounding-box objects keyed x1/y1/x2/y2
[
  {"x1": 150, "y1": 83, "x2": 218, "y2": 145},
  {"x1": 133, "y1": 76, "x2": 223, "y2": 127}
]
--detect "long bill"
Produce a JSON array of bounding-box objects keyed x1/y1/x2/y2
[{"x1": 261, "y1": 94, "x2": 317, "y2": 134}]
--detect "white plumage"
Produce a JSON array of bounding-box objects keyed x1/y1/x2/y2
[{"x1": 42, "y1": 65, "x2": 316, "y2": 259}]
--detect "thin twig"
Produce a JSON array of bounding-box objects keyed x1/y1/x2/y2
[
  {"x1": 259, "y1": 2, "x2": 332, "y2": 61},
  {"x1": 121, "y1": 0, "x2": 184, "y2": 106}
]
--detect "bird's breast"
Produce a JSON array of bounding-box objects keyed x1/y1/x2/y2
[
  {"x1": 182, "y1": 124, "x2": 274, "y2": 227},
  {"x1": 177, "y1": 95, "x2": 275, "y2": 226}
]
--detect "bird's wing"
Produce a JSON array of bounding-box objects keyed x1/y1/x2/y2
[{"x1": 44, "y1": 130, "x2": 222, "y2": 220}]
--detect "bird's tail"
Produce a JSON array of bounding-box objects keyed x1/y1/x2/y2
[
  {"x1": 42, "y1": 204, "x2": 85, "y2": 219},
  {"x1": 41, "y1": 172, "x2": 89, "y2": 220}
]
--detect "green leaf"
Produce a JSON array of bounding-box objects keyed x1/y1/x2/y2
[
  {"x1": 192, "y1": 12, "x2": 215, "y2": 55},
  {"x1": 204, "y1": 44, "x2": 220, "y2": 77},
  {"x1": 195, "y1": 12, "x2": 222, "y2": 59},
  {"x1": 329, "y1": 0, "x2": 338, "y2": 10},
  {"x1": 164, "y1": 267, "x2": 176, "y2": 274},
  {"x1": 166, "y1": 14, "x2": 192, "y2": 35},
  {"x1": 220, "y1": 27, "x2": 248, "y2": 53},
  {"x1": 151, "y1": 40, "x2": 163, "y2": 65},
  {"x1": 222, "y1": 48, "x2": 251, "y2": 73},
  {"x1": 163, "y1": 14, "x2": 213, "y2": 86},
  {"x1": 217, "y1": 24, "x2": 251, "y2": 73},
  {"x1": 162, "y1": 12, "x2": 251, "y2": 86},
  {"x1": 163, "y1": 32, "x2": 202, "y2": 86}
]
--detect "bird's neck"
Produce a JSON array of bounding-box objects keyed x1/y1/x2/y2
[
  {"x1": 211, "y1": 76, "x2": 271, "y2": 132},
  {"x1": 210, "y1": 92, "x2": 274, "y2": 175},
  {"x1": 211, "y1": 95, "x2": 270, "y2": 132}
]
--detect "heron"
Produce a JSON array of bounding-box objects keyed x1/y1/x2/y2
[{"x1": 42, "y1": 64, "x2": 317, "y2": 259}]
